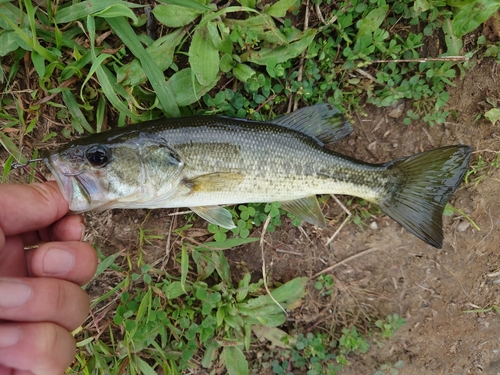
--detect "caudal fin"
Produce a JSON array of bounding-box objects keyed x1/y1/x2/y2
[{"x1": 379, "y1": 145, "x2": 472, "y2": 248}]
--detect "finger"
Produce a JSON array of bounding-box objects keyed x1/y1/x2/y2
[
  {"x1": 0, "y1": 236, "x2": 27, "y2": 278},
  {"x1": 26, "y1": 241, "x2": 97, "y2": 285},
  {"x1": 0, "y1": 182, "x2": 68, "y2": 237},
  {"x1": 0, "y1": 277, "x2": 89, "y2": 331},
  {"x1": 22, "y1": 214, "x2": 85, "y2": 247},
  {"x1": 0, "y1": 322, "x2": 75, "y2": 375}
]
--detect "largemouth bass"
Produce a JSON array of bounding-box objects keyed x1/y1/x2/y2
[{"x1": 43, "y1": 104, "x2": 472, "y2": 248}]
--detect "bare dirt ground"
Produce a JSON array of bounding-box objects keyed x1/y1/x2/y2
[{"x1": 3, "y1": 58, "x2": 500, "y2": 375}]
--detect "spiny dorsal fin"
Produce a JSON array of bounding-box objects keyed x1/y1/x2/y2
[
  {"x1": 190, "y1": 206, "x2": 236, "y2": 229},
  {"x1": 271, "y1": 103, "x2": 353, "y2": 145},
  {"x1": 281, "y1": 196, "x2": 327, "y2": 227}
]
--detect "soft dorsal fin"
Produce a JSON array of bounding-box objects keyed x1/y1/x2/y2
[
  {"x1": 271, "y1": 103, "x2": 353, "y2": 145},
  {"x1": 281, "y1": 196, "x2": 327, "y2": 227}
]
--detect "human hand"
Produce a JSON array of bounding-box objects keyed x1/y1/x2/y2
[{"x1": 0, "y1": 181, "x2": 97, "y2": 375}]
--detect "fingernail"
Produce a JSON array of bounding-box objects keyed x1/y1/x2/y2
[
  {"x1": 43, "y1": 248, "x2": 75, "y2": 275},
  {"x1": 0, "y1": 325, "x2": 21, "y2": 348},
  {"x1": 0, "y1": 280, "x2": 32, "y2": 308}
]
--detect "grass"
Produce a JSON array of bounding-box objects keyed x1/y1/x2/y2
[{"x1": 1, "y1": 0, "x2": 500, "y2": 374}]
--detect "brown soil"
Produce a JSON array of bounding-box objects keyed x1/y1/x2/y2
[{"x1": 3, "y1": 58, "x2": 500, "y2": 375}]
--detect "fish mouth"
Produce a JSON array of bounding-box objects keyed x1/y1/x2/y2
[{"x1": 44, "y1": 154, "x2": 95, "y2": 212}]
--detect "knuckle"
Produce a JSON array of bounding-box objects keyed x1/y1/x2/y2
[{"x1": 54, "y1": 281, "x2": 67, "y2": 313}]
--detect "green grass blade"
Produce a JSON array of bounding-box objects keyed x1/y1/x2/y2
[
  {"x1": 0, "y1": 12, "x2": 56, "y2": 62},
  {"x1": 96, "y1": 96, "x2": 105, "y2": 133},
  {"x1": 89, "y1": 279, "x2": 127, "y2": 308},
  {"x1": 136, "y1": 357, "x2": 158, "y2": 375},
  {"x1": 97, "y1": 65, "x2": 143, "y2": 123},
  {"x1": 117, "y1": 28, "x2": 185, "y2": 86},
  {"x1": 212, "y1": 251, "x2": 232, "y2": 286},
  {"x1": 38, "y1": 28, "x2": 87, "y2": 54},
  {"x1": 94, "y1": 253, "x2": 122, "y2": 277},
  {"x1": 106, "y1": 17, "x2": 180, "y2": 117},
  {"x1": 162, "y1": 0, "x2": 212, "y2": 11},
  {"x1": 24, "y1": 116, "x2": 38, "y2": 135},
  {"x1": 135, "y1": 288, "x2": 151, "y2": 327},
  {"x1": 0, "y1": 131, "x2": 25, "y2": 163},
  {"x1": 86, "y1": 15, "x2": 143, "y2": 122},
  {"x1": 61, "y1": 89, "x2": 94, "y2": 134},
  {"x1": 23, "y1": 0, "x2": 37, "y2": 43},
  {"x1": 180, "y1": 243, "x2": 189, "y2": 292},
  {"x1": 54, "y1": 0, "x2": 143, "y2": 23},
  {"x1": 93, "y1": 4, "x2": 139, "y2": 23},
  {"x1": 196, "y1": 237, "x2": 259, "y2": 250},
  {"x1": 2, "y1": 154, "x2": 13, "y2": 182},
  {"x1": 80, "y1": 52, "x2": 112, "y2": 99}
]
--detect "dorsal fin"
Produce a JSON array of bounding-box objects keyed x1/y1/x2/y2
[{"x1": 270, "y1": 103, "x2": 353, "y2": 145}]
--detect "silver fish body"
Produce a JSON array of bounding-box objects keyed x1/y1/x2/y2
[{"x1": 44, "y1": 104, "x2": 472, "y2": 248}]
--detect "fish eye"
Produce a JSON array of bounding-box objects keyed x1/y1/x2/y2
[{"x1": 86, "y1": 145, "x2": 110, "y2": 167}]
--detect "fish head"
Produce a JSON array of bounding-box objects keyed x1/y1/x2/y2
[{"x1": 44, "y1": 136, "x2": 183, "y2": 212}]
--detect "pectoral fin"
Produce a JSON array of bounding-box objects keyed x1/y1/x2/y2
[
  {"x1": 185, "y1": 172, "x2": 245, "y2": 192},
  {"x1": 281, "y1": 196, "x2": 327, "y2": 227},
  {"x1": 190, "y1": 206, "x2": 236, "y2": 229}
]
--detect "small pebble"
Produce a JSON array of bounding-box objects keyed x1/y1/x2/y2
[
  {"x1": 457, "y1": 220, "x2": 471, "y2": 232},
  {"x1": 387, "y1": 100, "x2": 405, "y2": 119}
]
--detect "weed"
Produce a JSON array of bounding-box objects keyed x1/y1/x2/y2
[
  {"x1": 464, "y1": 153, "x2": 500, "y2": 186},
  {"x1": 374, "y1": 360, "x2": 405, "y2": 375},
  {"x1": 269, "y1": 332, "x2": 341, "y2": 375},
  {"x1": 375, "y1": 314, "x2": 406, "y2": 340},
  {"x1": 346, "y1": 198, "x2": 381, "y2": 229},
  {"x1": 314, "y1": 274, "x2": 335, "y2": 297},
  {"x1": 443, "y1": 203, "x2": 481, "y2": 231},
  {"x1": 204, "y1": 201, "x2": 300, "y2": 244},
  {"x1": 339, "y1": 326, "x2": 370, "y2": 354},
  {"x1": 73, "y1": 237, "x2": 309, "y2": 374}
]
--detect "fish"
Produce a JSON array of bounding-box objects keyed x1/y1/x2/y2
[{"x1": 43, "y1": 104, "x2": 472, "y2": 248}]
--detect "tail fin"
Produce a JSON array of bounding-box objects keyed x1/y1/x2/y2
[{"x1": 379, "y1": 145, "x2": 472, "y2": 248}]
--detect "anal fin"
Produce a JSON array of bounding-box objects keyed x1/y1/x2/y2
[
  {"x1": 190, "y1": 206, "x2": 236, "y2": 229},
  {"x1": 281, "y1": 196, "x2": 327, "y2": 227}
]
